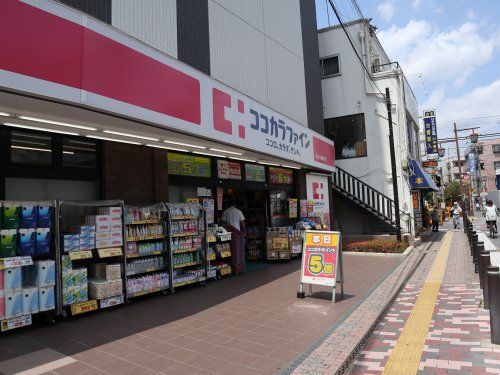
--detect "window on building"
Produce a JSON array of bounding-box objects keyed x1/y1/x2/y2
[
  {"x1": 63, "y1": 138, "x2": 98, "y2": 168},
  {"x1": 321, "y1": 55, "x2": 340, "y2": 77},
  {"x1": 10, "y1": 131, "x2": 52, "y2": 165},
  {"x1": 494, "y1": 161, "x2": 500, "y2": 170},
  {"x1": 325, "y1": 113, "x2": 367, "y2": 159},
  {"x1": 493, "y1": 144, "x2": 500, "y2": 153}
]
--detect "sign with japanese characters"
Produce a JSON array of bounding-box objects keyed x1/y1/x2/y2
[
  {"x1": 168, "y1": 153, "x2": 211, "y2": 178},
  {"x1": 269, "y1": 167, "x2": 294, "y2": 185},
  {"x1": 306, "y1": 174, "x2": 331, "y2": 229},
  {"x1": 424, "y1": 110, "x2": 438, "y2": 155},
  {"x1": 217, "y1": 160, "x2": 242, "y2": 180},
  {"x1": 245, "y1": 164, "x2": 266, "y2": 182},
  {"x1": 300, "y1": 231, "x2": 340, "y2": 287}
]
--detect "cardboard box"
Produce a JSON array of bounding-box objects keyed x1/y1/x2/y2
[
  {"x1": 86, "y1": 215, "x2": 111, "y2": 232},
  {"x1": 95, "y1": 239, "x2": 113, "y2": 249},
  {"x1": 4, "y1": 267, "x2": 22, "y2": 292},
  {"x1": 109, "y1": 215, "x2": 122, "y2": 230},
  {"x1": 89, "y1": 280, "x2": 111, "y2": 299},
  {"x1": 278, "y1": 251, "x2": 290, "y2": 260},
  {"x1": 109, "y1": 279, "x2": 123, "y2": 297},
  {"x1": 62, "y1": 271, "x2": 73, "y2": 289},
  {"x1": 4, "y1": 291, "x2": 23, "y2": 318},
  {"x1": 89, "y1": 263, "x2": 121, "y2": 280},
  {"x1": 61, "y1": 255, "x2": 72, "y2": 272},
  {"x1": 74, "y1": 285, "x2": 88, "y2": 303},
  {"x1": 35, "y1": 228, "x2": 51, "y2": 256},
  {"x1": 79, "y1": 240, "x2": 95, "y2": 251},
  {"x1": 109, "y1": 230, "x2": 123, "y2": 241},
  {"x1": 39, "y1": 287, "x2": 55, "y2": 311},
  {"x1": 36, "y1": 260, "x2": 56, "y2": 287},
  {"x1": 96, "y1": 232, "x2": 110, "y2": 241},
  {"x1": 63, "y1": 234, "x2": 80, "y2": 252},
  {"x1": 72, "y1": 268, "x2": 87, "y2": 286},
  {"x1": 37, "y1": 205, "x2": 52, "y2": 228},
  {"x1": 70, "y1": 225, "x2": 95, "y2": 235},
  {"x1": 98, "y1": 207, "x2": 122, "y2": 216},
  {"x1": 0, "y1": 229, "x2": 18, "y2": 258},
  {"x1": 22, "y1": 287, "x2": 39, "y2": 315}
]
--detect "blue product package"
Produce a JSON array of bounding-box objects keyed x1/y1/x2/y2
[
  {"x1": 5, "y1": 291, "x2": 23, "y2": 318},
  {"x1": 35, "y1": 228, "x2": 51, "y2": 256},
  {"x1": 39, "y1": 287, "x2": 55, "y2": 311},
  {"x1": 22, "y1": 287, "x2": 39, "y2": 315},
  {"x1": 63, "y1": 234, "x2": 80, "y2": 252},
  {"x1": 21, "y1": 205, "x2": 37, "y2": 229},
  {"x1": 4, "y1": 267, "x2": 22, "y2": 291},
  {"x1": 36, "y1": 261, "x2": 56, "y2": 287},
  {"x1": 70, "y1": 225, "x2": 95, "y2": 235},
  {"x1": 18, "y1": 229, "x2": 36, "y2": 256},
  {"x1": 37, "y1": 206, "x2": 52, "y2": 228}
]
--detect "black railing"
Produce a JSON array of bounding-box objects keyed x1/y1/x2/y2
[{"x1": 332, "y1": 166, "x2": 412, "y2": 234}]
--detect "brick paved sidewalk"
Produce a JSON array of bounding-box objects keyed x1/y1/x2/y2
[{"x1": 348, "y1": 229, "x2": 500, "y2": 374}]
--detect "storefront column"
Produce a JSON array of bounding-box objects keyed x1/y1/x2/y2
[{"x1": 154, "y1": 148, "x2": 169, "y2": 202}]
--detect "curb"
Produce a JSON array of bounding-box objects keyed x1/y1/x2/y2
[{"x1": 343, "y1": 246, "x2": 414, "y2": 257}]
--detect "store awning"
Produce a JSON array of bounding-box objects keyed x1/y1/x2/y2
[{"x1": 409, "y1": 159, "x2": 439, "y2": 191}]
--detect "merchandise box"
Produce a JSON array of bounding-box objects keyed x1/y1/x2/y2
[
  {"x1": 267, "y1": 250, "x2": 279, "y2": 260},
  {"x1": 22, "y1": 287, "x2": 39, "y2": 315},
  {"x1": 89, "y1": 279, "x2": 111, "y2": 299},
  {"x1": 98, "y1": 207, "x2": 122, "y2": 216},
  {"x1": 109, "y1": 238, "x2": 123, "y2": 247},
  {"x1": 4, "y1": 291, "x2": 23, "y2": 319},
  {"x1": 70, "y1": 225, "x2": 95, "y2": 235},
  {"x1": 37, "y1": 205, "x2": 52, "y2": 228},
  {"x1": 63, "y1": 234, "x2": 80, "y2": 252},
  {"x1": 73, "y1": 285, "x2": 88, "y2": 303},
  {"x1": 18, "y1": 228, "x2": 36, "y2": 257},
  {"x1": 90, "y1": 263, "x2": 120, "y2": 280},
  {"x1": 86, "y1": 215, "x2": 111, "y2": 232},
  {"x1": 22, "y1": 265, "x2": 37, "y2": 287},
  {"x1": 109, "y1": 230, "x2": 123, "y2": 241},
  {"x1": 4, "y1": 267, "x2": 22, "y2": 291},
  {"x1": 61, "y1": 255, "x2": 72, "y2": 272},
  {"x1": 0, "y1": 229, "x2": 18, "y2": 258},
  {"x1": 72, "y1": 268, "x2": 88, "y2": 286},
  {"x1": 62, "y1": 270, "x2": 73, "y2": 289},
  {"x1": 109, "y1": 279, "x2": 122, "y2": 297},
  {"x1": 39, "y1": 286, "x2": 55, "y2": 311},
  {"x1": 0, "y1": 290, "x2": 4, "y2": 320},
  {"x1": 21, "y1": 204, "x2": 37, "y2": 229},
  {"x1": 1, "y1": 204, "x2": 21, "y2": 229},
  {"x1": 278, "y1": 251, "x2": 290, "y2": 260},
  {"x1": 63, "y1": 286, "x2": 75, "y2": 306},
  {"x1": 95, "y1": 239, "x2": 113, "y2": 249},
  {"x1": 36, "y1": 261, "x2": 56, "y2": 287},
  {"x1": 96, "y1": 232, "x2": 110, "y2": 241},
  {"x1": 79, "y1": 240, "x2": 95, "y2": 251},
  {"x1": 35, "y1": 228, "x2": 51, "y2": 256}
]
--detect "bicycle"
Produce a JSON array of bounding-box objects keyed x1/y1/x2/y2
[
  {"x1": 453, "y1": 215, "x2": 460, "y2": 229},
  {"x1": 488, "y1": 220, "x2": 497, "y2": 239}
]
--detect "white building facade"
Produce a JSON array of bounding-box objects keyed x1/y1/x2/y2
[{"x1": 318, "y1": 19, "x2": 420, "y2": 235}]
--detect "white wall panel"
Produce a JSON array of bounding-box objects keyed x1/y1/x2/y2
[
  {"x1": 266, "y1": 38, "x2": 307, "y2": 125},
  {"x1": 211, "y1": 0, "x2": 264, "y2": 31},
  {"x1": 112, "y1": 0, "x2": 177, "y2": 58},
  {"x1": 208, "y1": 0, "x2": 269, "y2": 105}
]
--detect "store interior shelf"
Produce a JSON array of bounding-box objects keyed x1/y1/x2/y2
[
  {"x1": 126, "y1": 250, "x2": 164, "y2": 259},
  {"x1": 126, "y1": 234, "x2": 165, "y2": 242},
  {"x1": 126, "y1": 266, "x2": 164, "y2": 277},
  {"x1": 170, "y1": 215, "x2": 198, "y2": 220},
  {"x1": 99, "y1": 295, "x2": 124, "y2": 309},
  {"x1": 173, "y1": 261, "x2": 201, "y2": 269},
  {"x1": 127, "y1": 285, "x2": 169, "y2": 299},
  {"x1": 173, "y1": 277, "x2": 204, "y2": 287},
  {"x1": 171, "y1": 232, "x2": 199, "y2": 238},
  {"x1": 127, "y1": 219, "x2": 160, "y2": 225},
  {"x1": 172, "y1": 248, "x2": 200, "y2": 255}
]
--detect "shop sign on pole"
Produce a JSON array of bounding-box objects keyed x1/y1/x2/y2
[
  {"x1": 168, "y1": 153, "x2": 211, "y2": 178},
  {"x1": 245, "y1": 164, "x2": 266, "y2": 182},
  {"x1": 297, "y1": 231, "x2": 343, "y2": 302},
  {"x1": 217, "y1": 160, "x2": 242, "y2": 179},
  {"x1": 289, "y1": 199, "x2": 298, "y2": 218},
  {"x1": 412, "y1": 191, "x2": 420, "y2": 209},
  {"x1": 423, "y1": 110, "x2": 438, "y2": 155},
  {"x1": 268, "y1": 167, "x2": 294, "y2": 185}
]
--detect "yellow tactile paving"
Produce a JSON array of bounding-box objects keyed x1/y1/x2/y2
[{"x1": 382, "y1": 231, "x2": 453, "y2": 375}]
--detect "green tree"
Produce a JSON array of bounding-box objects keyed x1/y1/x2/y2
[{"x1": 444, "y1": 180, "x2": 461, "y2": 202}]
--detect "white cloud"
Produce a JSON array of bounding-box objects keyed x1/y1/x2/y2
[
  {"x1": 377, "y1": 1, "x2": 395, "y2": 22},
  {"x1": 421, "y1": 80, "x2": 500, "y2": 137},
  {"x1": 378, "y1": 20, "x2": 500, "y2": 88},
  {"x1": 412, "y1": 0, "x2": 422, "y2": 9},
  {"x1": 467, "y1": 9, "x2": 476, "y2": 20}
]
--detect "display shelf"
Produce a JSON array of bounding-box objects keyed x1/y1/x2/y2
[
  {"x1": 128, "y1": 219, "x2": 160, "y2": 225},
  {"x1": 1, "y1": 315, "x2": 32, "y2": 332},
  {"x1": 173, "y1": 248, "x2": 201, "y2": 255},
  {"x1": 126, "y1": 250, "x2": 164, "y2": 259},
  {"x1": 170, "y1": 215, "x2": 197, "y2": 220},
  {"x1": 126, "y1": 234, "x2": 164, "y2": 242},
  {"x1": 171, "y1": 232, "x2": 198, "y2": 238},
  {"x1": 99, "y1": 295, "x2": 124, "y2": 309},
  {"x1": 68, "y1": 250, "x2": 93, "y2": 261},
  {"x1": 127, "y1": 285, "x2": 169, "y2": 298},
  {"x1": 219, "y1": 266, "x2": 232, "y2": 276},
  {"x1": 98, "y1": 248, "x2": 123, "y2": 258},
  {"x1": 173, "y1": 277, "x2": 204, "y2": 287},
  {"x1": 70, "y1": 300, "x2": 98, "y2": 316},
  {"x1": 126, "y1": 266, "x2": 164, "y2": 277},
  {"x1": 0, "y1": 256, "x2": 33, "y2": 269},
  {"x1": 173, "y1": 261, "x2": 201, "y2": 269}
]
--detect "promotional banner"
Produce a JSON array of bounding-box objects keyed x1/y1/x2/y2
[
  {"x1": 469, "y1": 153, "x2": 477, "y2": 175},
  {"x1": 203, "y1": 198, "x2": 215, "y2": 224},
  {"x1": 217, "y1": 160, "x2": 242, "y2": 180},
  {"x1": 306, "y1": 174, "x2": 331, "y2": 229},
  {"x1": 289, "y1": 199, "x2": 298, "y2": 218},
  {"x1": 423, "y1": 110, "x2": 438, "y2": 155},
  {"x1": 268, "y1": 167, "x2": 294, "y2": 185},
  {"x1": 168, "y1": 153, "x2": 211, "y2": 177},
  {"x1": 245, "y1": 164, "x2": 266, "y2": 182},
  {"x1": 300, "y1": 231, "x2": 340, "y2": 287}
]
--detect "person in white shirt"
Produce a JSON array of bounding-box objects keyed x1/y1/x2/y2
[
  {"x1": 221, "y1": 199, "x2": 246, "y2": 234},
  {"x1": 452, "y1": 202, "x2": 462, "y2": 229},
  {"x1": 485, "y1": 200, "x2": 498, "y2": 234}
]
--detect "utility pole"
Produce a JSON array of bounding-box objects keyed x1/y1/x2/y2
[
  {"x1": 386, "y1": 88, "x2": 401, "y2": 241},
  {"x1": 454, "y1": 122, "x2": 465, "y2": 208}
]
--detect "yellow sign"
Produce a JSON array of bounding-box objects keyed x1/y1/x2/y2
[
  {"x1": 272, "y1": 237, "x2": 289, "y2": 250},
  {"x1": 168, "y1": 152, "x2": 211, "y2": 177},
  {"x1": 68, "y1": 250, "x2": 93, "y2": 261},
  {"x1": 71, "y1": 300, "x2": 98, "y2": 315},
  {"x1": 220, "y1": 267, "x2": 232, "y2": 276},
  {"x1": 220, "y1": 250, "x2": 232, "y2": 258},
  {"x1": 98, "y1": 247, "x2": 123, "y2": 258}
]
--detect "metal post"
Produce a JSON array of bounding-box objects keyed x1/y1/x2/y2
[
  {"x1": 487, "y1": 266, "x2": 500, "y2": 344},
  {"x1": 477, "y1": 243, "x2": 485, "y2": 288},
  {"x1": 472, "y1": 236, "x2": 479, "y2": 272},
  {"x1": 386, "y1": 88, "x2": 401, "y2": 241},
  {"x1": 481, "y1": 251, "x2": 491, "y2": 309},
  {"x1": 454, "y1": 122, "x2": 465, "y2": 206}
]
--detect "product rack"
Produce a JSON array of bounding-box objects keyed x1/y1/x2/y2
[
  {"x1": 0, "y1": 200, "x2": 57, "y2": 332},
  {"x1": 57, "y1": 200, "x2": 126, "y2": 317},
  {"x1": 206, "y1": 225, "x2": 232, "y2": 279},
  {"x1": 124, "y1": 203, "x2": 171, "y2": 299},
  {"x1": 166, "y1": 203, "x2": 207, "y2": 290}
]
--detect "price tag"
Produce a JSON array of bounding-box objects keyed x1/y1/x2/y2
[
  {"x1": 208, "y1": 254, "x2": 216, "y2": 261},
  {"x1": 218, "y1": 234, "x2": 232, "y2": 242},
  {"x1": 98, "y1": 247, "x2": 123, "y2": 258},
  {"x1": 99, "y1": 295, "x2": 124, "y2": 309},
  {"x1": 0, "y1": 256, "x2": 33, "y2": 269},
  {"x1": 71, "y1": 300, "x2": 98, "y2": 315},
  {"x1": 220, "y1": 251, "x2": 231, "y2": 258},
  {"x1": 220, "y1": 267, "x2": 232, "y2": 276},
  {"x1": 1, "y1": 315, "x2": 32, "y2": 332},
  {"x1": 207, "y1": 236, "x2": 217, "y2": 243},
  {"x1": 69, "y1": 250, "x2": 93, "y2": 261}
]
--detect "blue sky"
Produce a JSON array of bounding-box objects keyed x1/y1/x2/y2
[{"x1": 315, "y1": 0, "x2": 500, "y2": 148}]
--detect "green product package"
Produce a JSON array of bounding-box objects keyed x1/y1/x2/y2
[
  {"x1": 2, "y1": 205, "x2": 21, "y2": 229},
  {"x1": 0, "y1": 229, "x2": 18, "y2": 258}
]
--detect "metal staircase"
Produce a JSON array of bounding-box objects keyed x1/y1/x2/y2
[{"x1": 332, "y1": 166, "x2": 412, "y2": 234}]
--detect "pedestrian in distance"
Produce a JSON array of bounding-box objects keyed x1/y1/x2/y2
[
  {"x1": 476, "y1": 202, "x2": 481, "y2": 212},
  {"x1": 432, "y1": 206, "x2": 439, "y2": 232},
  {"x1": 452, "y1": 202, "x2": 462, "y2": 229},
  {"x1": 485, "y1": 200, "x2": 498, "y2": 238}
]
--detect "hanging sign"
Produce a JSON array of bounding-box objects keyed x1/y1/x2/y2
[
  {"x1": 289, "y1": 199, "x2": 298, "y2": 218},
  {"x1": 269, "y1": 167, "x2": 293, "y2": 185},
  {"x1": 298, "y1": 230, "x2": 344, "y2": 302},
  {"x1": 424, "y1": 110, "x2": 438, "y2": 155},
  {"x1": 203, "y1": 198, "x2": 215, "y2": 224},
  {"x1": 217, "y1": 160, "x2": 242, "y2": 179},
  {"x1": 306, "y1": 174, "x2": 331, "y2": 230},
  {"x1": 245, "y1": 164, "x2": 266, "y2": 182},
  {"x1": 168, "y1": 153, "x2": 211, "y2": 178},
  {"x1": 412, "y1": 191, "x2": 420, "y2": 210}
]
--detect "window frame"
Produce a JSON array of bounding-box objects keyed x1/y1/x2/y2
[
  {"x1": 324, "y1": 113, "x2": 368, "y2": 160},
  {"x1": 321, "y1": 54, "x2": 341, "y2": 78},
  {"x1": 492, "y1": 144, "x2": 500, "y2": 153}
]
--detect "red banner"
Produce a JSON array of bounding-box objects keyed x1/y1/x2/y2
[{"x1": 300, "y1": 232, "x2": 339, "y2": 287}]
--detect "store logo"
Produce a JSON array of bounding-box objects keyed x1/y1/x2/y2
[
  {"x1": 212, "y1": 88, "x2": 246, "y2": 139},
  {"x1": 312, "y1": 182, "x2": 325, "y2": 200}
]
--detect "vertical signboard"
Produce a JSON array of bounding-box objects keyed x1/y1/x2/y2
[
  {"x1": 423, "y1": 110, "x2": 438, "y2": 155},
  {"x1": 306, "y1": 174, "x2": 331, "y2": 229},
  {"x1": 469, "y1": 153, "x2": 477, "y2": 175}
]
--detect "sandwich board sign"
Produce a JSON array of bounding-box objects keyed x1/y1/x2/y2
[{"x1": 297, "y1": 230, "x2": 344, "y2": 302}]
